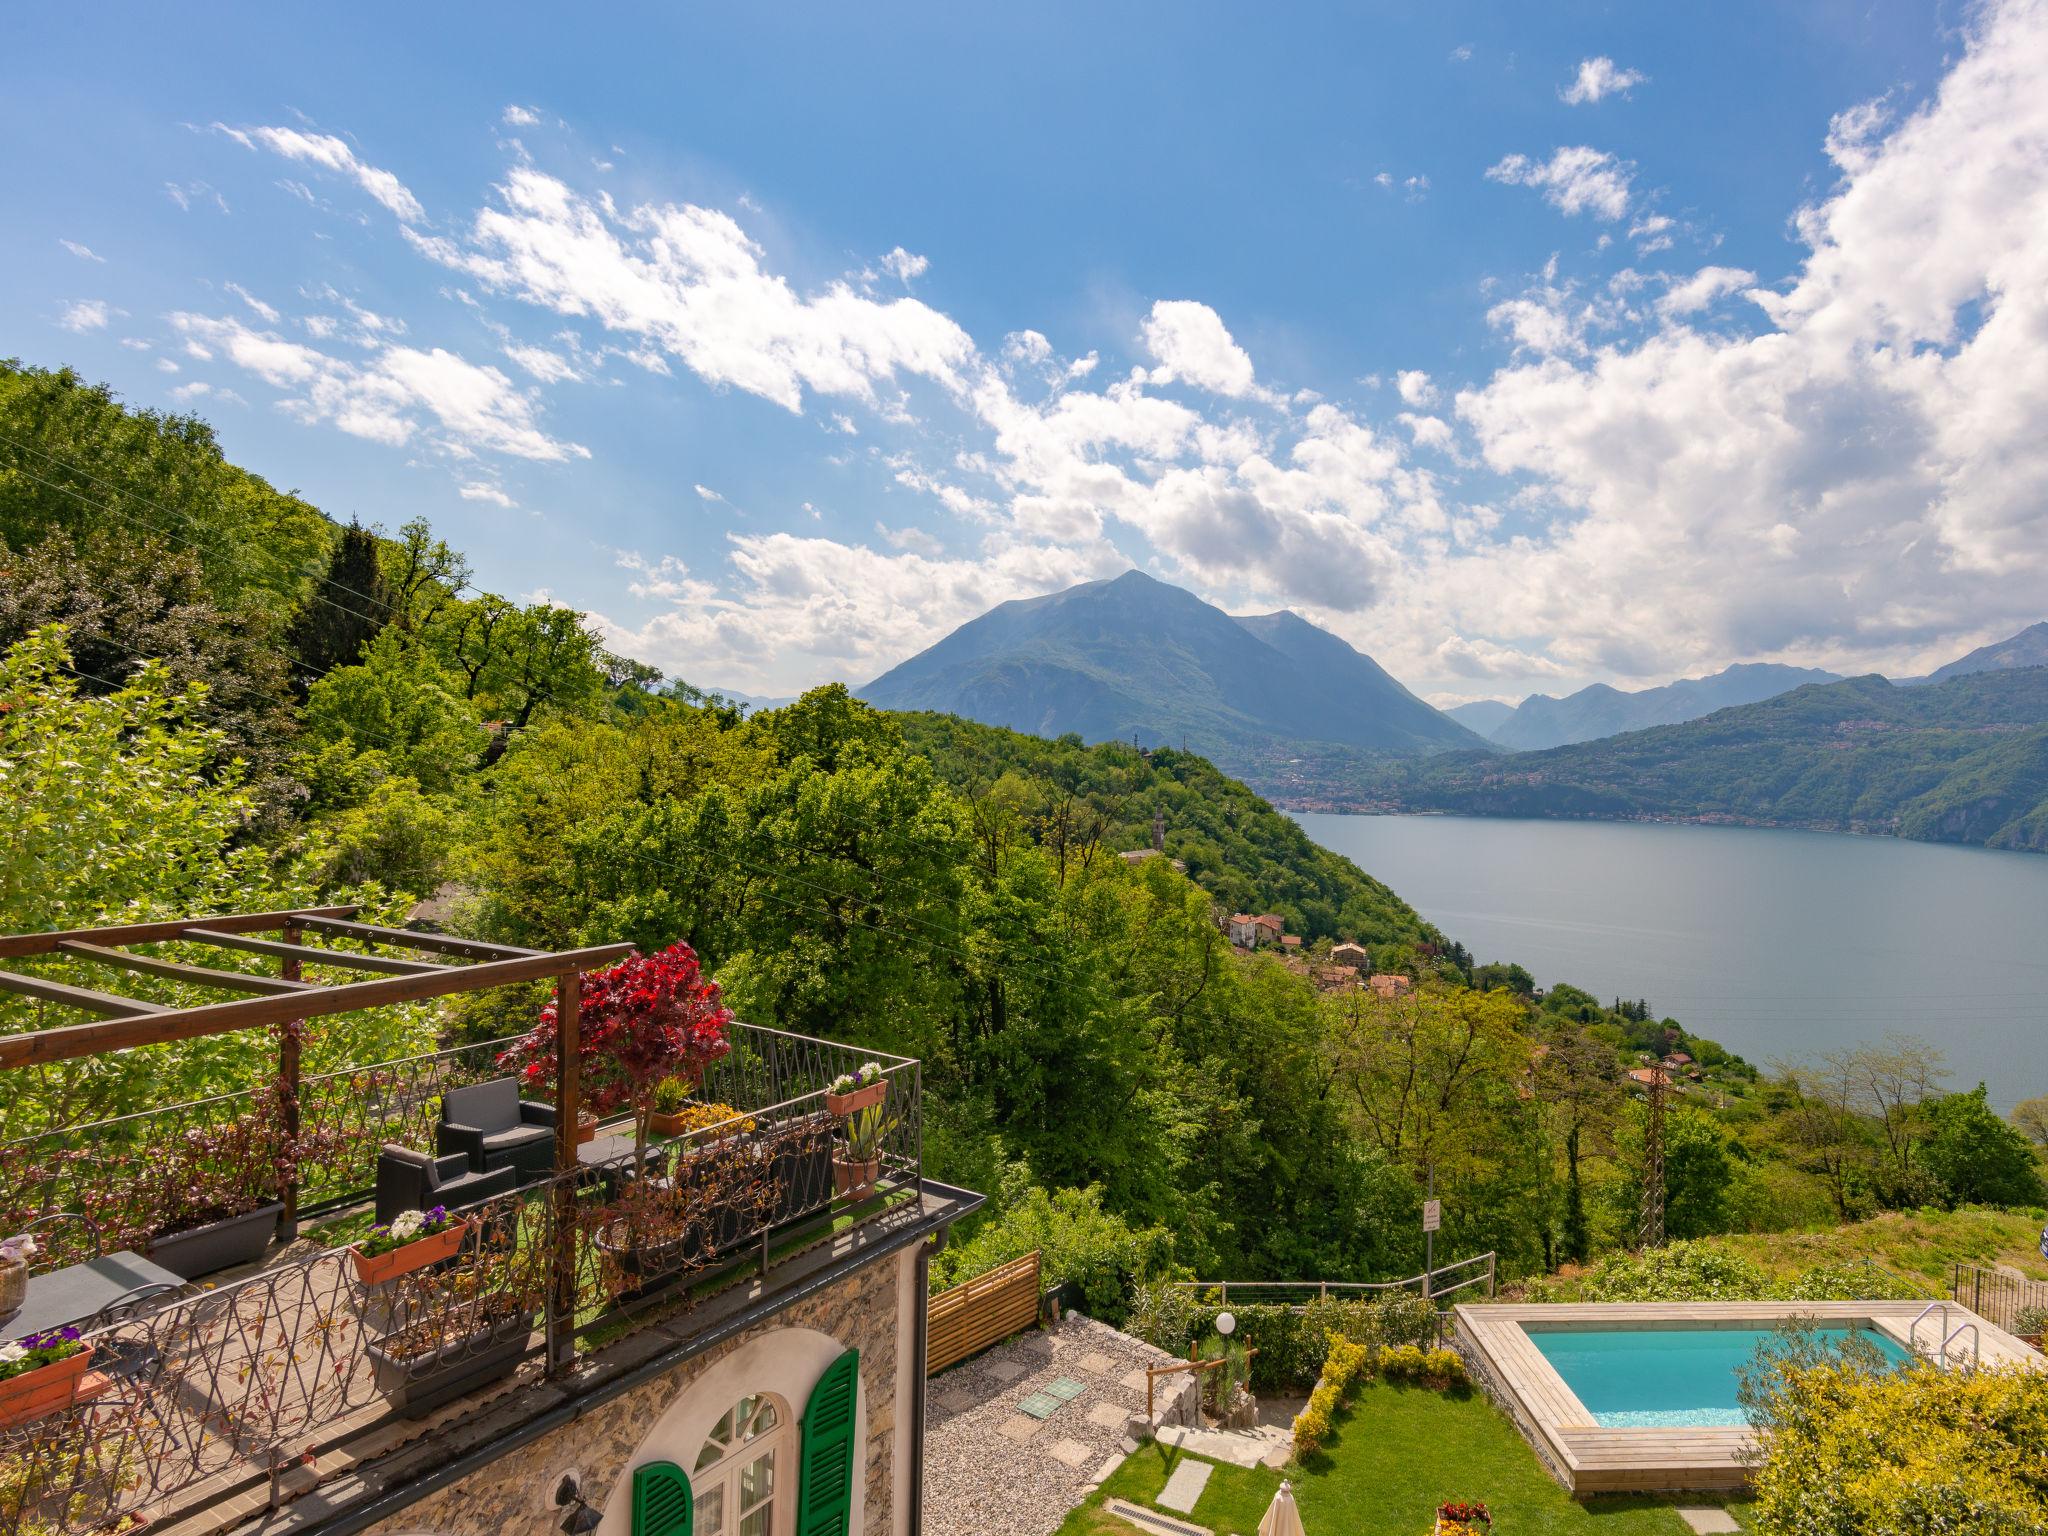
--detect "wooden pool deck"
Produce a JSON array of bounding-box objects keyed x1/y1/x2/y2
[{"x1": 1453, "y1": 1300, "x2": 2045, "y2": 1494}]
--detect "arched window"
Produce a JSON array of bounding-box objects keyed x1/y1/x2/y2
[{"x1": 690, "y1": 1393, "x2": 790, "y2": 1536}]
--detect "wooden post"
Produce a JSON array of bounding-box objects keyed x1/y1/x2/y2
[
  {"x1": 277, "y1": 922, "x2": 304, "y2": 1241},
  {"x1": 548, "y1": 970, "x2": 581, "y2": 1376}
]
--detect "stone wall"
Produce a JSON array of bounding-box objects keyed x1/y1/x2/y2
[{"x1": 362, "y1": 1245, "x2": 911, "y2": 1536}]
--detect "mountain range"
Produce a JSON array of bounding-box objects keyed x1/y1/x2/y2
[
  {"x1": 858, "y1": 570, "x2": 1486, "y2": 783},
  {"x1": 1455, "y1": 663, "x2": 1845, "y2": 750},
  {"x1": 1903, "y1": 620, "x2": 2048, "y2": 686}
]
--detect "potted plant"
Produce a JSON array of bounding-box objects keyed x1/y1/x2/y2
[
  {"x1": 0, "y1": 1327, "x2": 105, "y2": 1432},
  {"x1": 825, "y1": 1061, "x2": 888, "y2": 1116},
  {"x1": 832, "y1": 1093, "x2": 896, "y2": 1201},
  {"x1": 499, "y1": 943, "x2": 733, "y2": 1182},
  {"x1": 143, "y1": 1094, "x2": 292, "y2": 1280},
  {"x1": 352, "y1": 1206, "x2": 468, "y2": 1286},
  {"x1": 364, "y1": 1262, "x2": 538, "y2": 1418},
  {"x1": 1434, "y1": 1501, "x2": 1491, "y2": 1535},
  {"x1": 647, "y1": 1080, "x2": 751, "y2": 1140}
]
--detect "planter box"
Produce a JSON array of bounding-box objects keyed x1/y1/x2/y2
[
  {"x1": 150, "y1": 1201, "x2": 284, "y2": 1280},
  {"x1": 0, "y1": 1348, "x2": 106, "y2": 1432},
  {"x1": 825, "y1": 1079, "x2": 887, "y2": 1116},
  {"x1": 833, "y1": 1154, "x2": 880, "y2": 1201},
  {"x1": 366, "y1": 1310, "x2": 534, "y2": 1419},
  {"x1": 352, "y1": 1219, "x2": 470, "y2": 1287},
  {"x1": 574, "y1": 1117, "x2": 600, "y2": 1146}
]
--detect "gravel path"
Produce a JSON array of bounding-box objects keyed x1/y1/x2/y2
[{"x1": 924, "y1": 1313, "x2": 1195, "y2": 1536}]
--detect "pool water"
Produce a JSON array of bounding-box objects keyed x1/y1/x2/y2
[{"x1": 1527, "y1": 1325, "x2": 1911, "y2": 1428}]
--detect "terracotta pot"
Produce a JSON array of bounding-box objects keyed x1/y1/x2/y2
[
  {"x1": 825, "y1": 1079, "x2": 888, "y2": 1116},
  {"x1": 574, "y1": 1116, "x2": 600, "y2": 1146},
  {"x1": 832, "y1": 1153, "x2": 880, "y2": 1200},
  {"x1": 352, "y1": 1219, "x2": 470, "y2": 1286},
  {"x1": 0, "y1": 1347, "x2": 105, "y2": 1432}
]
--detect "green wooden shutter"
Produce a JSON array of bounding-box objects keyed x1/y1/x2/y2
[
  {"x1": 795, "y1": 1348, "x2": 860, "y2": 1536},
  {"x1": 632, "y1": 1460, "x2": 693, "y2": 1536}
]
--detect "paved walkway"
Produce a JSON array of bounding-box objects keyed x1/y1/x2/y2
[
  {"x1": 924, "y1": 1314, "x2": 1195, "y2": 1536},
  {"x1": 1153, "y1": 1394, "x2": 1302, "y2": 1470}
]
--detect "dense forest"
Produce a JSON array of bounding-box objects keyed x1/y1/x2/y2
[
  {"x1": 1352, "y1": 672, "x2": 2048, "y2": 851},
  {"x1": 4, "y1": 359, "x2": 2043, "y2": 1314}
]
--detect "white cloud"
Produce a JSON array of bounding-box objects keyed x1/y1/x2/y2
[
  {"x1": 59, "y1": 239, "x2": 104, "y2": 263},
  {"x1": 694, "y1": 484, "x2": 725, "y2": 503},
  {"x1": 58, "y1": 300, "x2": 113, "y2": 332},
  {"x1": 880, "y1": 246, "x2": 929, "y2": 283},
  {"x1": 1657, "y1": 265, "x2": 1758, "y2": 317},
  {"x1": 404, "y1": 167, "x2": 975, "y2": 413},
  {"x1": 1560, "y1": 57, "x2": 1647, "y2": 105},
  {"x1": 1396, "y1": 369, "x2": 1440, "y2": 407},
  {"x1": 224, "y1": 281, "x2": 280, "y2": 322},
  {"x1": 170, "y1": 381, "x2": 247, "y2": 407},
  {"x1": 165, "y1": 181, "x2": 228, "y2": 214},
  {"x1": 1487, "y1": 146, "x2": 1634, "y2": 220},
  {"x1": 1399, "y1": 413, "x2": 1454, "y2": 450},
  {"x1": 1629, "y1": 213, "x2": 1677, "y2": 253},
  {"x1": 168, "y1": 311, "x2": 586, "y2": 461},
  {"x1": 503, "y1": 342, "x2": 581, "y2": 382},
  {"x1": 155, "y1": 357, "x2": 179, "y2": 374},
  {"x1": 502, "y1": 105, "x2": 543, "y2": 127},
  {"x1": 459, "y1": 481, "x2": 516, "y2": 506},
  {"x1": 230, "y1": 125, "x2": 426, "y2": 222},
  {"x1": 1139, "y1": 300, "x2": 1261, "y2": 399},
  {"x1": 1449, "y1": 43, "x2": 1473, "y2": 62}
]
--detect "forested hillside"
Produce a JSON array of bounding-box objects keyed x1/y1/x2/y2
[
  {"x1": 1361, "y1": 671, "x2": 2048, "y2": 852},
  {"x1": 5, "y1": 359, "x2": 2042, "y2": 1314}
]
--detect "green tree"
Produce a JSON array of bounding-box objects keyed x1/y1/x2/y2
[
  {"x1": 1921, "y1": 1085, "x2": 2048, "y2": 1207},
  {"x1": 2012, "y1": 1094, "x2": 2048, "y2": 1148},
  {"x1": 302, "y1": 630, "x2": 487, "y2": 793},
  {"x1": 1613, "y1": 1102, "x2": 1732, "y2": 1241},
  {"x1": 287, "y1": 520, "x2": 391, "y2": 679}
]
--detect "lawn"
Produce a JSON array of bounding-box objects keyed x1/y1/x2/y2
[
  {"x1": 1054, "y1": 1383, "x2": 1753, "y2": 1536},
  {"x1": 1704, "y1": 1206, "x2": 2048, "y2": 1287}
]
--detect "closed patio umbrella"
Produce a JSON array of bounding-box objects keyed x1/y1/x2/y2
[{"x1": 1258, "y1": 1480, "x2": 1306, "y2": 1536}]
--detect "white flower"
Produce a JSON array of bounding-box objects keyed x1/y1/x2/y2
[
  {"x1": 389, "y1": 1211, "x2": 424, "y2": 1241},
  {"x1": 0, "y1": 1235, "x2": 38, "y2": 1263},
  {"x1": 0, "y1": 1343, "x2": 26, "y2": 1365}
]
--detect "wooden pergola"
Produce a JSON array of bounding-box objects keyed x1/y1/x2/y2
[{"x1": 0, "y1": 906, "x2": 632, "y2": 1361}]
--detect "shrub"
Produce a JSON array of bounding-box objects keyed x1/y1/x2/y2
[
  {"x1": 2015, "y1": 1305, "x2": 2048, "y2": 1340},
  {"x1": 1290, "y1": 1399, "x2": 1331, "y2": 1457},
  {"x1": 1380, "y1": 1344, "x2": 1428, "y2": 1382},
  {"x1": 1572, "y1": 1241, "x2": 1771, "y2": 1302},
  {"x1": 930, "y1": 1183, "x2": 1174, "y2": 1325},
  {"x1": 1423, "y1": 1348, "x2": 1468, "y2": 1390},
  {"x1": 1745, "y1": 1354, "x2": 2048, "y2": 1531},
  {"x1": 1781, "y1": 1260, "x2": 1927, "y2": 1302}
]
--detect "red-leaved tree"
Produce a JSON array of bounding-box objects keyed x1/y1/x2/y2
[{"x1": 499, "y1": 943, "x2": 733, "y2": 1174}]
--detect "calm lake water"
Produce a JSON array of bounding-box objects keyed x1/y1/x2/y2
[{"x1": 1293, "y1": 813, "x2": 2048, "y2": 1111}]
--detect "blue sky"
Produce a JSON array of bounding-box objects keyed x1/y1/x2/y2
[{"x1": 8, "y1": 0, "x2": 2046, "y2": 703}]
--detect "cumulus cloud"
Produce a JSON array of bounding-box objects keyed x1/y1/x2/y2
[
  {"x1": 1396, "y1": 370, "x2": 1440, "y2": 407},
  {"x1": 1657, "y1": 265, "x2": 1758, "y2": 317},
  {"x1": 1560, "y1": 57, "x2": 1647, "y2": 105},
  {"x1": 459, "y1": 481, "x2": 516, "y2": 506},
  {"x1": 879, "y1": 246, "x2": 929, "y2": 283},
  {"x1": 59, "y1": 239, "x2": 104, "y2": 263},
  {"x1": 1486, "y1": 146, "x2": 1634, "y2": 220},
  {"x1": 1139, "y1": 300, "x2": 1261, "y2": 398},
  {"x1": 168, "y1": 311, "x2": 586, "y2": 461},
  {"x1": 224, "y1": 124, "x2": 426, "y2": 222},
  {"x1": 502, "y1": 105, "x2": 543, "y2": 127}
]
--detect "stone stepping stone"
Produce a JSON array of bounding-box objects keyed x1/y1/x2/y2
[
  {"x1": 1045, "y1": 1376, "x2": 1089, "y2": 1401},
  {"x1": 986, "y1": 1359, "x2": 1028, "y2": 1384},
  {"x1": 931, "y1": 1388, "x2": 972, "y2": 1414},
  {"x1": 997, "y1": 1413, "x2": 1041, "y2": 1442},
  {"x1": 1078, "y1": 1350, "x2": 1118, "y2": 1375},
  {"x1": 1156, "y1": 1458, "x2": 1212, "y2": 1513},
  {"x1": 1047, "y1": 1437, "x2": 1093, "y2": 1469},
  {"x1": 1119, "y1": 1368, "x2": 1152, "y2": 1392},
  {"x1": 1087, "y1": 1400, "x2": 1132, "y2": 1429},
  {"x1": 1017, "y1": 1390, "x2": 1065, "y2": 1419},
  {"x1": 1677, "y1": 1512, "x2": 1741, "y2": 1535}
]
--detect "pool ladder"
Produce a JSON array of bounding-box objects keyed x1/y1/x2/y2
[{"x1": 1907, "y1": 1301, "x2": 1981, "y2": 1372}]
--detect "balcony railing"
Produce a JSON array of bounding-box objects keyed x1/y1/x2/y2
[{"x1": 0, "y1": 1024, "x2": 922, "y2": 1536}]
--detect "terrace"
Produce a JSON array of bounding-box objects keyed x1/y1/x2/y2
[{"x1": 0, "y1": 908, "x2": 955, "y2": 1536}]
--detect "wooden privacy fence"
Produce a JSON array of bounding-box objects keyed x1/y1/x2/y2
[{"x1": 927, "y1": 1250, "x2": 1042, "y2": 1374}]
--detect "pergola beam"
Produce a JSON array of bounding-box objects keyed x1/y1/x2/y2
[
  {"x1": 0, "y1": 907, "x2": 359, "y2": 960},
  {"x1": 0, "y1": 942, "x2": 635, "y2": 1069},
  {"x1": 181, "y1": 930, "x2": 450, "y2": 977},
  {"x1": 55, "y1": 941, "x2": 315, "y2": 997},
  {"x1": 288, "y1": 914, "x2": 543, "y2": 962},
  {"x1": 0, "y1": 970, "x2": 171, "y2": 1019}
]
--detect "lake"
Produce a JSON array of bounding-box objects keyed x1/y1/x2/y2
[{"x1": 1293, "y1": 813, "x2": 2048, "y2": 1111}]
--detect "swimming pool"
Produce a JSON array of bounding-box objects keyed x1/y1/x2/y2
[{"x1": 1526, "y1": 1323, "x2": 1910, "y2": 1427}]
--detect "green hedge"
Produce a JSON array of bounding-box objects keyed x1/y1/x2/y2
[{"x1": 1128, "y1": 1286, "x2": 1441, "y2": 1392}]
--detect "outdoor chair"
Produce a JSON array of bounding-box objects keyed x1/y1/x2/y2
[
  {"x1": 374, "y1": 1144, "x2": 519, "y2": 1227},
  {"x1": 436, "y1": 1078, "x2": 558, "y2": 1185},
  {"x1": 22, "y1": 1210, "x2": 102, "y2": 1274}
]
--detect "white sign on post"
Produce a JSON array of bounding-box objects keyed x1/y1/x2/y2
[{"x1": 1422, "y1": 1199, "x2": 1442, "y2": 1233}]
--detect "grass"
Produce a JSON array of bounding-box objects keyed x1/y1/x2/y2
[
  {"x1": 1703, "y1": 1205, "x2": 2048, "y2": 1287},
  {"x1": 1054, "y1": 1384, "x2": 1754, "y2": 1536}
]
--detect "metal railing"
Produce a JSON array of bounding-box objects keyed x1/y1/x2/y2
[
  {"x1": 1952, "y1": 1261, "x2": 2048, "y2": 1333},
  {"x1": 1165, "y1": 1251, "x2": 1497, "y2": 1309},
  {"x1": 0, "y1": 1029, "x2": 923, "y2": 1536}
]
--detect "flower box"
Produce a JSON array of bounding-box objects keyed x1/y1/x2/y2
[
  {"x1": 366, "y1": 1308, "x2": 534, "y2": 1419},
  {"x1": 0, "y1": 1346, "x2": 104, "y2": 1432},
  {"x1": 150, "y1": 1200, "x2": 284, "y2": 1280},
  {"x1": 1434, "y1": 1501, "x2": 1491, "y2": 1535},
  {"x1": 832, "y1": 1153, "x2": 880, "y2": 1201},
  {"x1": 824, "y1": 1079, "x2": 887, "y2": 1116},
  {"x1": 352, "y1": 1218, "x2": 469, "y2": 1286}
]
